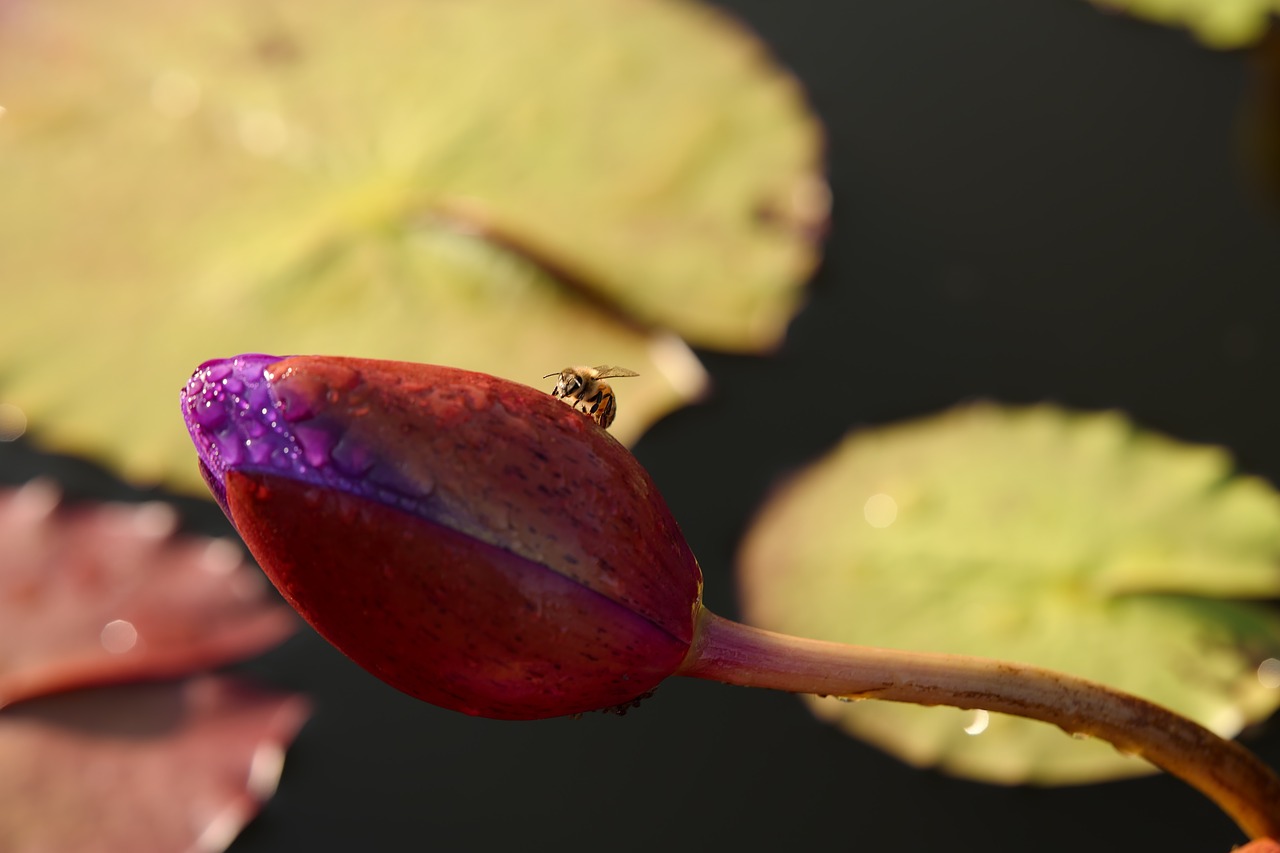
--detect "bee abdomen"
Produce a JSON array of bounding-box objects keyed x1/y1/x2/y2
[{"x1": 594, "y1": 393, "x2": 617, "y2": 429}]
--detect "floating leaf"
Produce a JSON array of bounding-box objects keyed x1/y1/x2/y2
[
  {"x1": 0, "y1": 677, "x2": 309, "y2": 853},
  {"x1": 0, "y1": 0, "x2": 825, "y2": 491},
  {"x1": 738, "y1": 404, "x2": 1280, "y2": 785},
  {"x1": 1089, "y1": 0, "x2": 1278, "y2": 48},
  {"x1": 1236, "y1": 840, "x2": 1280, "y2": 853},
  {"x1": 0, "y1": 479, "x2": 297, "y2": 708}
]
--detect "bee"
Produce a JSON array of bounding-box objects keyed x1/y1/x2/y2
[{"x1": 543, "y1": 365, "x2": 639, "y2": 429}]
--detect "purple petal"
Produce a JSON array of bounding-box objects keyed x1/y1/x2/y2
[{"x1": 179, "y1": 355, "x2": 447, "y2": 525}]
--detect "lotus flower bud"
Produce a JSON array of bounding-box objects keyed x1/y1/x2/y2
[{"x1": 180, "y1": 355, "x2": 703, "y2": 719}]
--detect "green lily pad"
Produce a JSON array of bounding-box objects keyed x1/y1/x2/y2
[
  {"x1": 1087, "y1": 0, "x2": 1278, "y2": 48},
  {"x1": 738, "y1": 404, "x2": 1280, "y2": 784},
  {"x1": 0, "y1": 0, "x2": 824, "y2": 491}
]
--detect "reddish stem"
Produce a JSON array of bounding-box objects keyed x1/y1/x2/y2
[{"x1": 678, "y1": 608, "x2": 1280, "y2": 841}]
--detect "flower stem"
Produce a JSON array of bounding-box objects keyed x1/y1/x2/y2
[{"x1": 677, "y1": 608, "x2": 1280, "y2": 841}]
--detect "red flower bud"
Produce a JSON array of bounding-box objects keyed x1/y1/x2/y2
[{"x1": 181, "y1": 355, "x2": 703, "y2": 719}]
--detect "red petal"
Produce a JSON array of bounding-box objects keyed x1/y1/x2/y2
[
  {"x1": 0, "y1": 676, "x2": 309, "y2": 853},
  {"x1": 0, "y1": 480, "x2": 297, "y2": 707},
  {"x1": 227, "y1": 469, "x2": 690, "y2": 719},
  {"x1": 263, "y1": 356, "x2": 703, "y2": 643}
]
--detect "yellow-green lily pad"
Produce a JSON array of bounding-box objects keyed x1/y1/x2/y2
[
  {"x1": 0, "y1": 220, "x2": 708, "y2": 491},
  {"x1": 1088, "y1": 0, "x2": 1278, "y2": 48},
  {"x1": 738, "y1": 403, "x2": 1280, "y2": 785},
  {"x1": 0, "y1": 0, "x2": 823, "y2": 491}
]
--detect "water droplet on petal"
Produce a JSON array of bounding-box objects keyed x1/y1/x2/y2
[
  {"x1": 293, "y1": 424, "x2": 337, "y2": 468},
  {"x1": 330, "y1": 433, "x2": 376, "y2": 477}
]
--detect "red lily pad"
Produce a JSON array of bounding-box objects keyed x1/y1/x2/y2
[
  {"x1": 0, "y1": 676, "x2": 310, "y2": 852},
  {"x1": 0, "y1": 479, "x2": 297, "y2": 708}
]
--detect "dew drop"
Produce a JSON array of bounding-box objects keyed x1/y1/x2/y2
[
  {"x1": 100, "y1": 619, "x2": 139, "y2": 654},
  {"x1": 863, "y1": 493, "x2": 898, "y2": 528},
  {"x1": 219, "y1": 435, "x2": 245, "y2": 466},
  {"x1": 194, "y1": 399, "x2": 228, "y2": 430},
  {"x1": 0, "y1": 403, "x2": 27, "y2": 441},
  {"x1": 294, "y1": 423, "x2": 338, "y2": 468},
  {"x1": 963, "y1": 709, "x2": 990, "y2": 735},
  {"x1": 331, "y1": 433, "x2": 376, "y2": 476},
  {"x1": 205, "y1": 362, "x2": 233, "y2": 382},
  {"x1": 246, "y1": 437, "x2": 272, "y2": 464},
  {"x1": 1257, "y1": 658, "x2": 1280, "y2": 689}
]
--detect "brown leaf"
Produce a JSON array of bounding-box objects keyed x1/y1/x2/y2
[
  {"x1": 0, "y1": 676, "x2": 310, "y2": 852},
  {"x1": 0, "y1": 480, "x2": 297, "y2": 707},
  {"x1": 1234, "y1": 842, "x2": 1280, "y2": 853}
]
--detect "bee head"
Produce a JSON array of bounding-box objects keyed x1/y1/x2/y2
[{"x1": 544, "y1": 368, "x2": 584, "y2": 398}]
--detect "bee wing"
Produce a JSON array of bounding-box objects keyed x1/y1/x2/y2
[{"x1": 591, "y1": 365, "x2": 640, "y2": 379}]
